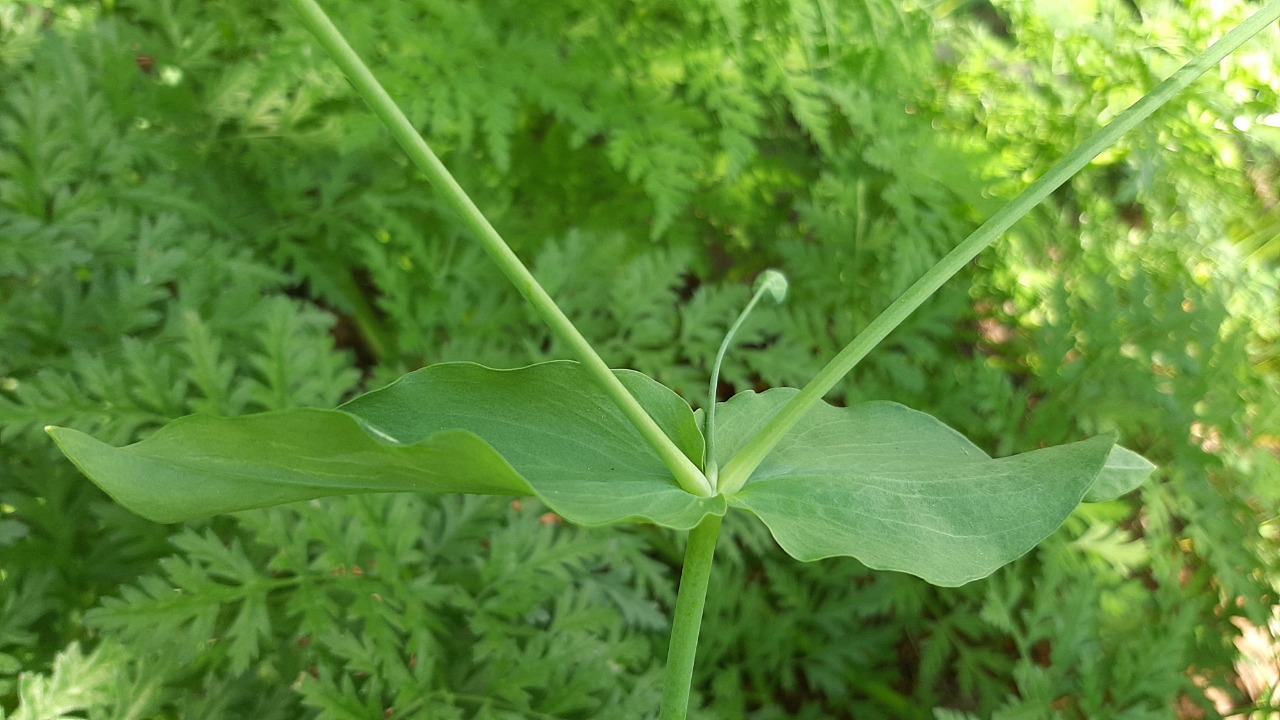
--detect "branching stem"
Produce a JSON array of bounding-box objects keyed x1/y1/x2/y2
[
  {"x1": 716, "y1": 0, "x2": 1280, "y2": 495},
  {"x1": 287, "y1": 0, "x2": 712, "y2": 497}
]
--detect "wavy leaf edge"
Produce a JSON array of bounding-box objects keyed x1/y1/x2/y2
[{"x1": 48, "y1": 362, "x2": 1149, "y2": 565}]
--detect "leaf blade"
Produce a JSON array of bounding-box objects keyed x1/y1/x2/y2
[
  {"x1": 48, "y1": 411, "x2": 532, "y2": 524},
  {"x1": 341, "y1": 361, "x2": 721, "y2": 527},
  {"x1": 1084, "y1": 444, "x2": 1156, "y2": 502},
  {"x1": 715, "y1": 389, "x2": 1116, "y2": 586},
  {"x1": 48, "y1": 361, "x2": 723, "y2": 529}
]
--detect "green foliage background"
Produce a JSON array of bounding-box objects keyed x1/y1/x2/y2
[{"x1": 1, "y1": 0, "x2": 1278, "y2": 717}]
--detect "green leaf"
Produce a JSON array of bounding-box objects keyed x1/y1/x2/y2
[
  {"x1": 712, "y1": 389, "x2": 1116, "y2": 586},
  {"x1": 341, "y1": 361, "x2": 722, "y2": 528},
  {"x1": 47, "y1": 411, "x2": 532, "y2": 524},
  {"x1": 47, "y1": 362, "x2": 723, "y2": 529},
  {"x1": 1083, "y1": 445, "x2": 1156, "y2": 502}
]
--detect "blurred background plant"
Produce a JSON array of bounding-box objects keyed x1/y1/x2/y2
[{"x1": 0, "y1": 0, "x2": 1277, "y2": 717}]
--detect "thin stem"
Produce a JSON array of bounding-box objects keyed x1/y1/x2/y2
[
  {"x1": 703, "y1": 296, "x2": 763, "y2": 487},
  {"x1": 704, "y1": 271, "x2": 787, "y2": 489},
  {"x1": 716, "y1": 0, "x2": 1280, "y2": 495},
  {"x1": 286, "y1": 0, "x2": 711, "y2": 497},
  {"x1": 660, "y1": 514, "x2": 723, "y2": 720}
]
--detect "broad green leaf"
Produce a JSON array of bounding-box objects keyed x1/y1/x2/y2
[
  {"x1": 49, "y1": 362, "x2": 725, "y2": 529},
  {"x1": 1083, "y1": 445, "x2": 1156, "y2": 502},
  {"x1": 48, "y1": 412, "x2": 532, "y2": 524},
  {"x1": 712, "y1": 389, "x2": 1116, "y2": 586},
  {"x1": 341, "y1": 361, "x2": 722, "y2": 528}
]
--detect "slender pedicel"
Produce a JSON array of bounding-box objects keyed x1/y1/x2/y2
[{"x1": 703, "y1": 270, "x2": 787, "y2": 490}]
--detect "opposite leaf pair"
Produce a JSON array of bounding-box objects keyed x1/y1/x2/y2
[{"x1": 48, "y1": 360, "x2": 1151, "y2": 587}]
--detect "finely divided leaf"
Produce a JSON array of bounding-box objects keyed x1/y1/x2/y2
[
  {"x1": 712, "y1": 389, "x2": 1116, "y2": 586},
  {"x1": 49, "y1": 361, "x2": 725, "y2": 528}
]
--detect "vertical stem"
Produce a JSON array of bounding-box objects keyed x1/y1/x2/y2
[
  {"x1": 660, "y1": 514, "x2": 723, "y2": 720},
  {"x1": 285, "y1": 0, "x2": 711, "y2": 497}
]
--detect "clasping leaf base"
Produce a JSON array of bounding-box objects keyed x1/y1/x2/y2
[{"x1": 48, "y1": 360, "x2": 1150, "y2": 587}]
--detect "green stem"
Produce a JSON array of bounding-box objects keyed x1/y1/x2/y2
[
  {"x1": 286, "y1": 0, "x2": 711, "y2": 497},
  {"x1": 704, "y1": 271, "x2": 787, "y2": 489},
  {"x1": 660, "y1": 514, "x2": 723, "y2": 720},
  {"x1": 716, "y1": 0, "x2": 1280, "y2": 495},
  {"x1": 330, "y1": 262, "x2": 395, "y2": 361},
  {"x1": 703, "y1": 296, "x2": 762, "y2": 487}
]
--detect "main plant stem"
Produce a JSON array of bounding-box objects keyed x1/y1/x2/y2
[
  {"x1": 660, "y1": 514, "x2": 723, "y2": 720},
  {"x1": 716, "y1": 0, "x2": 1280, "y2": 495},
  {"x1": 287, "y1": 0, "x2": 711, "y2": 497}
]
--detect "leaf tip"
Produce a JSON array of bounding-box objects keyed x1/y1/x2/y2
[{"x1": 1083, "y1": 443, "x2": 1157, "y2": 502}]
